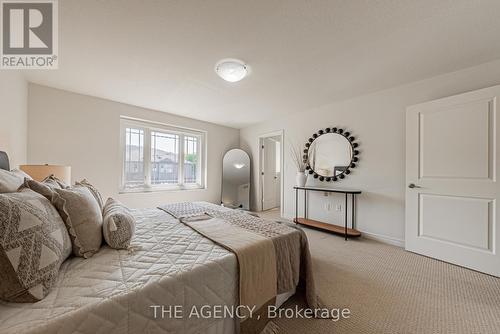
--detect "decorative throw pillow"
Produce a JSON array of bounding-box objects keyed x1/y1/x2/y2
[
  {"x1": 0, "y1": 169, "x2": 26, "y2": 193},
  {"x1": 22, "y1": 177, "x2": 63, "y2": 200},
  {"x1": 42, "y1": 174, "x2": 68, "y2": 189},
  {"x1": 52, "y1": 186, "x2": 103, "y2": 258},
  {"x1": 0, "y1": 189, "x2": 72, "y2": 302},
  {"x1": 75, "y1": 179, "x2": 104, "y2": 212},
  {"x1": 102, "y1": 198, "x2": 135, "y2": 249},
  {"x1": 11, "y1": 169, "x2": 33, "y2": 181}
]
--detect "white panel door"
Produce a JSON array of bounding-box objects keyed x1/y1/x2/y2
[
  {"x1": 406, "y1": 85, "x2": 500, "y2": 277},
  {"x1": 262, "y1": 138, "x2": 278, "y2": 211}
]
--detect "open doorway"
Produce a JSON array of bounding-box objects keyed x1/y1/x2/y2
[{"x1": 259, "y1": 131, "x2": 284, "y2": 217}]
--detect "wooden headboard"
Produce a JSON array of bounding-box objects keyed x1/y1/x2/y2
[{"x1": 0, "y1": 151, "x2": 10, "y2": 171}]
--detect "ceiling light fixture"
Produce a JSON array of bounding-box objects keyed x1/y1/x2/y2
[
  {"x1": 215, "y1": 58, "x2": 248, "y2": 82},
  {"x1": 233, "y1": 163, "x2": 246, "y2": 169}
]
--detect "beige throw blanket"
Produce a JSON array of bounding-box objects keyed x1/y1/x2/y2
[
  {"x1": 160, "y1": 203, "x2": 320, "y2": 307},
  {"x1": 161, "y1": 203, "x2": 322, "y2": 333},
  {"x1": 182, "y1": 215, "x2": 277, "y2": 317}
]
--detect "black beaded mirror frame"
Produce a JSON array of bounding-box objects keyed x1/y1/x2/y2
[{"x1": 303, "y1": 127, "x2": 359, "y2": 182}]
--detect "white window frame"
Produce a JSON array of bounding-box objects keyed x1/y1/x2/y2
[{"x1": 119, "y1": 117, "x2": 207, "y2": 193}]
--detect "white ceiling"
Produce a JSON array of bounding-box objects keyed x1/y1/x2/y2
[{"x1": 23, "y1": 0, "x2": 500, "y2": 128}]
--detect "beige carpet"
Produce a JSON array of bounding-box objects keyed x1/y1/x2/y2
[
  {"x1": 267, "y1": 223, "x2": 500, "y2": 333},
  {"x1": 254, "y1": 208, "x2": 281, "y2": 220}
]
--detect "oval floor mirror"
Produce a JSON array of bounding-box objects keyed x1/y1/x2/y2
[{"x1": 221, "y1": 149, "x2": 250, "y2": 210}]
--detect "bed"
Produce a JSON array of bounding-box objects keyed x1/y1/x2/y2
[
  {"x1": 0, "y1": 152, "x2": 310, "y2": 334},
  {"x1": 0, "y1": 207, "x2": 238, "y2": 334}
]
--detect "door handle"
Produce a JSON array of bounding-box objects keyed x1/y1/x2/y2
[{"x1": 408, "y1": 183, "x2": 421, "y2": 189}]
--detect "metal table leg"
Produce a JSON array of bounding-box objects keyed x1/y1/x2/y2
[
  {"x1": 344, "y1": 193, "x2": 348, "y2": 240},
  {"x1": 295, "y1": 188, "x2": 298, "y2": 223},
  {"x1": 351, "y1": 194, "x2": 355, "y2": 229},
  {"x1": 304, "y1": 189, "x2": 307, "y2": 220}
]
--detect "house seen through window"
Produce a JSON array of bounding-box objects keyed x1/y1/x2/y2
[{"x1": 121, "y1": 118, "x2": 205, "y2": 191}]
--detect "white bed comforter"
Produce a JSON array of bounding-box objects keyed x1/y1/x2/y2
[{"x1": 0, "y1": 208, "x2": 238, "y2": 334}]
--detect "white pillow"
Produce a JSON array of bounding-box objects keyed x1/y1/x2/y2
[
  {"x1": 0, "y1": 169, "x2": 30, "y2": 193},
  {"x1": 11, "y1": 169, "x2": 32, "y2": 181}
]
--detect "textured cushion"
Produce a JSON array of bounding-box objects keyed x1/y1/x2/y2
[
  {"x1": 22, "y1": 177, "x2": 64, "y2": 200},
  {"x1": 75, "y1": 179, "x2": 104, "y2": 212},
  {"x1": 52, "y1": 186, "x2": 103, "y2": 258},
  {"x1": 11, "y1": 169, "x2": 33, "y2": 181},
  {"x1": 0, "y1": 189, "x2": 72, "y2": 302},
  {"x1": 0, "y1": 169, "x2": 26, "y2": 193},
  {"x1": 103, "y1": 198, "x2": 135, "y2": 249},
  {"x1": 42, "y1": 174, "x2": 68, "y2": 189}
]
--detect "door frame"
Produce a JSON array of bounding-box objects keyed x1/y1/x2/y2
[{"x1": 258, "y1": 130, "x2": 284, "y2": 216}]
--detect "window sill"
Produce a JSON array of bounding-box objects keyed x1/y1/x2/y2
[{"x1": 119, "y1": 185, "x2": 206, "y2": 194}]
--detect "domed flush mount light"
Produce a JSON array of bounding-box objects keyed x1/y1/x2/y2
[
  {"x1": 233, "y1": 163, "x2": 246, "y2": 169},
  {"x1": 215, "y1": 58, "x2": 248, "y2": 82}
]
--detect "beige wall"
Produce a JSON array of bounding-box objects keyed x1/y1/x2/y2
[
  {"x1": 0, "y1": 72, "x2": 27, "y2": 167},
  {"x1": 28, "y1": 84, "x2": 239, "y2": 208},
  {"x1": 240, "y1": 59, "x2": 500, "y2": 245},
  {"x1": 22, "y1": 58, "x2": 500, "y2": 243}
]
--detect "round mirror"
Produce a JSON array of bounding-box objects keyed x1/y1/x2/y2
[
  {"x1": 308, "y1": 133, "x2": 352, "y2": 177},
  {"x1": 304, "y1": 128, "x2": 359, "y2": 182}
]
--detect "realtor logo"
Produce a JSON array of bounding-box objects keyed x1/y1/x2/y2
[{"x1": 1, "y1": 0, "x2": 58, "y2": 69}]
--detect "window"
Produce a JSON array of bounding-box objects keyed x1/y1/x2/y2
[
  {"x1": 121, "y1": 118, "x2": 205, "y2": 192},
  {"x1": 124, "y1": 128, "x2": 144, "y2": 187},
  {"x1": 151, "y1": 131, "x2": 179, "y2": 185}
]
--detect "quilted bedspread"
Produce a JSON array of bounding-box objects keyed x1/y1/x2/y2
[{"x1": 0, "y1": 207, "x2": 239, "y2": 334}]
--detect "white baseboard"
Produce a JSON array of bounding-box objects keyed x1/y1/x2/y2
[{"x1": 359, "y1": 230, "x2": 405, "y2": 248}]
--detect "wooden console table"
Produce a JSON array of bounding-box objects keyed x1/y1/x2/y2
[{"x1": 293, "y1": 186, "x2": 362, "y2": 240}]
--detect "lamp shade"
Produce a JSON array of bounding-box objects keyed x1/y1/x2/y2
[{"x1": 19, "y1": 165, "x2": 71, "y2": 185}]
